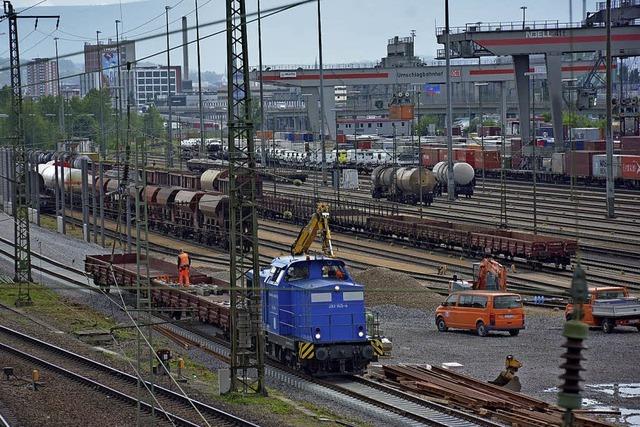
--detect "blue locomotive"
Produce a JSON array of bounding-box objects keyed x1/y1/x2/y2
[{"x1": 257, "y1": 255, "x2": 379, "y2": 376}]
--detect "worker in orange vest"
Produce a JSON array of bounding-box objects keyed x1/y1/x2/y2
[{"x1": 177, "y1": 249, "x2": 191, "y2": 287}]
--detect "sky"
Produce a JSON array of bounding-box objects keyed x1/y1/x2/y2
[{"x1": 3, "y1": 0, "x2": 600, "y2": 75}]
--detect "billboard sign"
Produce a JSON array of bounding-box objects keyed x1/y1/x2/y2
[{"x1": 101, "y1": 49, "x2": 119, "y2": 88}]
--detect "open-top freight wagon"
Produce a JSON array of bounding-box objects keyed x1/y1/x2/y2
[
  {"x1": 366, "y1": 216, "x2": 576, "y2": 268},
  {"x1": 85, "y1": 254, "x2": 231, "y2": 333},
  {"x1": 258, "y1": 195, "x2": 578, "y2": 269}
]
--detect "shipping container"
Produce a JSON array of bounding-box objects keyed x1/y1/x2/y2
[
  {"x1": 592, "y1": 154, "x2": 622, "y2": 178},
  {"x1": 474, "y1": 150, "x2": 501, "y2": 170},
  {"x1": 511, "y1": 154, "x2": 523, "y2": 170},
  {"x1": 453, "y1": 148, "x2": 475, "y2": 167},
  {"x1": 622, "y1": 136, "x2": 640, "y2": 154},
  {"x1": 551, "y1": 152, "x2": 565, "y2": 174},
  {"x1": 438, "y1": 148, "x2": 449, "y2": 162},
  {"x1": 571, "y1": 127, "x2": 601, "y2": 141},
  {"x1": 564, "y1": 151, "x2": 603, "y2": 177},
  {"x1": 256, "y1": 130, "x2": 274, "y2": 140},
  {"x1": 357, "y1": 140, "x2": 372, "y2": 150},
  {"x1": 420, "y1": 147, "x2": 440, "y2": 167},
  {"x1": 480, "y1": 126, "x2": 501, "y2": 137},
  {"x1": 511, "y1": 138, "x2": 522, "y2": 155},
  {"x1": 336, "y1": 134, "x2": 347, "y2": 144},
  {"x1": 536, "y1": 126, "x2": 554, "y2": 138},
  {"x1": 389, "y1": 104, "x2": 414, "y2": 120},
  {"x1": 621, "y1": 155, "x2": 640, "y2": 180}
]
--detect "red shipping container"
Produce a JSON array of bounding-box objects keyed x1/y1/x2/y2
[
  {"x1": 420, "y1": 147, "x2": 440, "y2": 167},
  {"x1": 336, "y1": 134, "x2": 347, "y2": 143},
  {"x1": 564, "y1": 151, "x2": 603, "y2": 177},
  {"x1": 584, "y1": 140, "x2": 606, "y2": 151},
  {"x1": 511, "y1": 154, "x2": 523, "y2": 170},
  {"x1": 453, "y1": 148, "x2": 476, "y2": 167},
  {"x1": 438, "y1": 148, "x2": 449, "y2": 161},
  {"x1": 621, "y1": 155, "x2": 640, "y2": 180},
  {"x1": 511, "y1": 138, "x2": 522, "y2": 157},
  {"x1": 622, "y1": 136, "x2": 640, "y2": 153},
  {"x1": 357, "y1": 140, "x2": 372, "y2": 149},
  {"x1": 474, "y1": 150, "x2": 501, "y2": 170}
]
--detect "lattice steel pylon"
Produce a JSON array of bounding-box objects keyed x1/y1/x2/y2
[
  {"x1": 225, "y1": 0, "x2": 265, "y2": 394},
  {"x1": 4, "y1": 1, "x2": 32, "y2": 298}
]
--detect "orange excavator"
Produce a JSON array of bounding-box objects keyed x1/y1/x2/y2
[
  {"x1": 450, "y1": 258, "x2": 508, "y2": 292},
  {"x1": 473, "y1": 258, "x2": 508, "y2": 291}
]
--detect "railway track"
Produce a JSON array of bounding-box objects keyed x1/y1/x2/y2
[
  {"x1": 265, "y1": 181, "x2": 640, "y2": 255},
  {"x1": 0, "y1": 240, "x2": 495, "y2": 427},
  {"x1": 259, "y1": 222, "x2": 640, "y2": 296},
  {"x1": 32, "y1": 206, "x2": 637, "y2": 307},
  {"x1": 0, "y1": 326, "x2": 256, "y2": 427},
  {"x1": 157, "y1": 323, "x2": 496, "y2": 427}
]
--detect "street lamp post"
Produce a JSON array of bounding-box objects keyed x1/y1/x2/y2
[
  {"x1": 520, "y1": 6, "x2": 527, "y2": 30},
  {"x1": 474, "y1": 82, "x2": 488, "y2": 191}
]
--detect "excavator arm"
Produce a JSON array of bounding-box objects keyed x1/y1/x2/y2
[{"x1": 290, "y1": 203, "x2": 334, "y2": 257}]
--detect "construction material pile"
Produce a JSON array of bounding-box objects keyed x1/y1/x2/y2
[
  {"x1": 353, "y1": 267, "x2": 443, "y2": 309},
  {"x1": 374, "y1": 364, "x2": 612, "y2": 427}
]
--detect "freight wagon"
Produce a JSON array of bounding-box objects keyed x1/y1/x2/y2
[
  {"x1": 84, "y1": 254, "x2": 231, "y2": 332},
  {"x1": 366, "y1": 215, "x2": 575, "y2": 268},
  {"x1": 257, "y1": 194, "x2": 578, "y2": 268}
]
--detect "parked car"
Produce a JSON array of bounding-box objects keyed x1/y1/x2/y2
[{"x1": 435, "y1": 291, "x2": 525, "y2": 337}]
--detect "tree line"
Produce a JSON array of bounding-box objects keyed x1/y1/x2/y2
[{"x1": 0, "y1": 87, "x2": 165, "y2": 152}]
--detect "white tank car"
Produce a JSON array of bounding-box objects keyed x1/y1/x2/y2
[
  {"x1": 433, "y1": 161, "x2": 475, "y2": 186},
  {"x1": 38, "y1": 163, "x2": 87, "y2": 192}
]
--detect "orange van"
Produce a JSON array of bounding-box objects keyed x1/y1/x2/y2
[{"x1": 435, "y1": 291, "x2": 525, "y2": 337}]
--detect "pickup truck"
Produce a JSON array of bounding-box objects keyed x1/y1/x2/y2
[{"x1": 565, "y1": 286, "x2": 640, "y2": 333}]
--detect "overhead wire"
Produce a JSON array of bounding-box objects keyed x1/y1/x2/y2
[{"x1": 1, "y1": 0, "x2": 316, "y2": 93}]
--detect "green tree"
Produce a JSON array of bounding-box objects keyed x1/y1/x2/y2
[
  {"x1": 142, "y1": 106, "x2": 164, "y2": 140},
  {"x1": 414, "y1": 114, "x2": 439, "y2": 136}
]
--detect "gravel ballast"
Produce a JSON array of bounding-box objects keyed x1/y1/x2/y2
[{"x1": 372, "y1": 303, "x2": 640, "y2": 425}]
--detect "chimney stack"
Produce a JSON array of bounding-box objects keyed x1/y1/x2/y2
[{"x1": 182, "y1": 16, "x2": 189, "y2": 81}]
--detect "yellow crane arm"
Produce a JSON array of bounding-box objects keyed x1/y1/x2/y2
[{"x1": 290, "y1": 203, "x2": 334, "y2": 257}]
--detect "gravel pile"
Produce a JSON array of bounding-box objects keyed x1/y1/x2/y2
[{"x1": 353, "y1": 267, "x2": 443, "y2": 310}]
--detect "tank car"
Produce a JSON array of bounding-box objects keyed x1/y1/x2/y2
[
  {"x1": 254, "y1": 255, "x2": 378, "y2": 375},
  {"x1": 433, "y1": 161, "x2": 476, "y2": 198},
  {"x1": 371, "y1": 165, "x2": 436, "y2": 205}
]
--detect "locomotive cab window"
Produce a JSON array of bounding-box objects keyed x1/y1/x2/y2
[
  {"x1": 286, "y1": 264, "x2": 309, "y2": 281},
  {"x1": 322, "y1": 264, "x2": 347, "y2": 280}
]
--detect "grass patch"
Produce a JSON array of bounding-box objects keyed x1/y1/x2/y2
[
  {"x1": 223, "y1": 392, "x2": 293, "y2": 415},
  {"x1": 0, "y1": 283, "x2": 132, "y2": 339}
]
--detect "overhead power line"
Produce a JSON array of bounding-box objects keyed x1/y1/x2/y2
[{"x1": 1, "y1": 0, "x2": 315, "y2": 92}]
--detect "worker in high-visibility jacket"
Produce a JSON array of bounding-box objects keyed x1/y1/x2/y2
[{"x1": 177, "y1": 249, "x2": 191, "y2": 287}]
